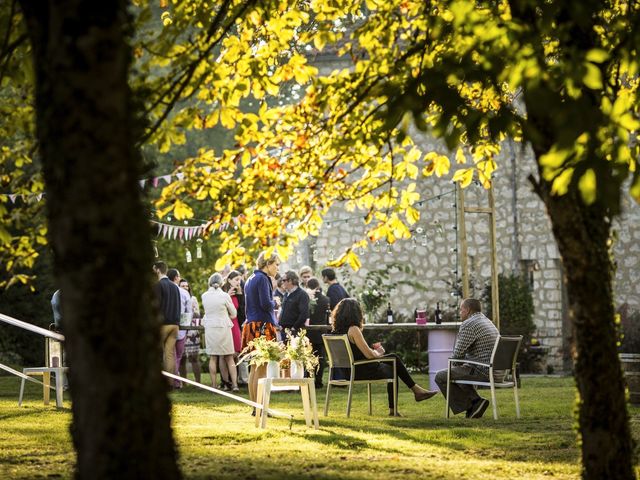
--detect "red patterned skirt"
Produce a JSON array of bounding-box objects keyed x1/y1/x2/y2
[{"x1": 241, "y1": 321, "x2": 278, "y2": 351}]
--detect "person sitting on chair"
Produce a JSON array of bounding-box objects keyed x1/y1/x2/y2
[
  {"x1": 435, "y1": 298, "x2": 499, "y2": 419},
  {"x1": 331, "y1": 298, "x2": 438, "y2": 416}
]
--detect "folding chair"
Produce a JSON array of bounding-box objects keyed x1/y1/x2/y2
[
  {"x1": 445, "y1": 335, "x2": 522, "y2": 420},
  {"x1": 322, "y1": 334, "x2": 397, "y2": 417}
]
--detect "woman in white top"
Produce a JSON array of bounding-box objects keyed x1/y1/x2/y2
[{"x1": 201, "y1": 273, "x2": 238, "y2": 390}]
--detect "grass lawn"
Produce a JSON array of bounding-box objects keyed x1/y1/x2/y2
[{"x1": 2, "y1": 374, "x2": 639, "y2": 479}]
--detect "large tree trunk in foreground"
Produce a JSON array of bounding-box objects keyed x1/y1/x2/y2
[
  {"x1": 535, "y1": 176, "x2": 634, "y2": 479},
  {"x1": 19, "y1": 1, "x2": 180, "y2": 478}
]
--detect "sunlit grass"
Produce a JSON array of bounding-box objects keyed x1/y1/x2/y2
[{"x1": 2, "y1": 375, "x2": 639, "y2": 479}]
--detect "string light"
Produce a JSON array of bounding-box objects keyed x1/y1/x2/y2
[
  {"x1": 328, "y1": 249, "x2": 335, "y2": 261},
  {"x1": 185, "y1": 248, "x2": 192, "y2": 263},
  {"x1": 196, "y1": 239, "x2": 203, "y2": 259},
  {"x1": 373, "y1": 241, "x2": 381, "y2": 253},
  {"x1": 152, "y1": 241, "x2": 159, "y2": 258},
  {"x1": 296, "y1": 250, "x2": 302, "y2": 264}
]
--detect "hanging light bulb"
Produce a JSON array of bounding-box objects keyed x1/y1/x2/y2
[
  {"x1": 185, "y1": 248, "x2": 192, "y2": 263},
  {"x1": 386, "y1": 242, "x2": 392, "y2": 253},
  {"x1": 296, "y1": 250, "x2": 302, "y2": 264},
  {"x1": 312, "y1": 245, "x2": 318, "y2": 262},
  {"x1": 196, "y1": 238, "x2": 203, "y2": 259},
  {"x1": 421, "y1": 234, "x2": 428, "y2": 247},
  {"x1": 373, "y1": 241, "x2": 380, "y2": 253},
  {"x1": 329, "y1": 249, "x2": 335, "y2": 261},
  {"x1": 152, "y1": 241, "x2": 159, "y2": 258}
]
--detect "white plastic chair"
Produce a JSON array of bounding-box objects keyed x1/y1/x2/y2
[
  {"x1": 322, "y1": 334, "x2": 397, "y2": 417},
  {"x1": 445, "y1": 335, "x2": 522, "y2": 420}
]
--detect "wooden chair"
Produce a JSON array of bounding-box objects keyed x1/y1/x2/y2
[
  {"x1": 322, "y1": 334, "x2": 397, "y2": 417},
  {"x1": 445, "y1": 335, "x2": 522, "y2": 420}
]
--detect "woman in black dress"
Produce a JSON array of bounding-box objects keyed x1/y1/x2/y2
[{"x1": 331, "y1": 298, "x2": 438, "y2": 416}]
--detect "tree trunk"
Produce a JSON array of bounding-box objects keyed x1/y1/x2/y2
[
  {"x1": 18, "y1": 1, "x2": 181, "y2": 478},
  {"x1": 534, "y1": 175, "x2": 634, "y2": 479}
]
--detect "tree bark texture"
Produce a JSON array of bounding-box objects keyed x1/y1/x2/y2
[
  {"x1": 18, "y1": 1, "x2": 181, "y2": 478},
  {"x1": 534, "y1": 171, "x2": 634, "y2": 479}
]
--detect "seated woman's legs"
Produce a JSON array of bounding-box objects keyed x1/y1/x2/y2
[{"x1": 356, "y1": 353, "x2": 437, "y2": 415}]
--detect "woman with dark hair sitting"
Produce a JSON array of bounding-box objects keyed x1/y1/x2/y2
[{"x1": 331, "y1": 298, "x2": 438, "y2": 416}]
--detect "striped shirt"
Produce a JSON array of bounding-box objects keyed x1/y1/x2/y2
[{"x1": 452, "y1": 312, "x2": 499, "y2": 376}]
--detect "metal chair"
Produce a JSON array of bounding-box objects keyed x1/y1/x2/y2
[
  {"x1": 445, "y1": 335, "x2": 522, "y2": 420},
  {"x1": 322, "y1": 334, "x2": 397, "y2": 417}
]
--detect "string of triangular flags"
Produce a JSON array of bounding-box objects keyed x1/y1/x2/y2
[
  {"x1": 151, "y1": 218, "x2": 240, "y2": 240},
  {"x1": 1, "y1": 171, "x2": 184, "y2": 204},
  {"x1": 151, "y1": 220, "x2": 209, "y2": 240}
]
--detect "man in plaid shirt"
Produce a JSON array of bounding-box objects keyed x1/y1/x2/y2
[{"x1": 435, "y1": 298, "x2": 499, "y2": 418}]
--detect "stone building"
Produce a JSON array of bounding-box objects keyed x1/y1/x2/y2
[{"x1": 283, "y1": 136, "x2": 640, "y2": 373}]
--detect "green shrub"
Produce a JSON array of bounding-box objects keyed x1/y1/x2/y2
[
  {"x1": 483, "y1": 273, "x2": 541, "y2": 372},
  {"x1": 618, "y1": 304, "x2": 640, "y2": 353}
]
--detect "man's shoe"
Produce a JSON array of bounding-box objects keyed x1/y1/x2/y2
[{"x1": 468, "y1": 398, "x2": 489, "y2": 419}]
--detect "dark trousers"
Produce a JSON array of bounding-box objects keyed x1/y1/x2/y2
[
  {"x1": 310, "y1": 341, "x2": 325, "y2": 387},
  {"x1": 352, "y1": 353, "x2": 415, "y2": 409},
  {"x1": 435, "y1": 364, "x2": 487, "y2": 414}
]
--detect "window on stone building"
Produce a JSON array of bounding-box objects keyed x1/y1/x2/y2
[{"x1": 521, "y1": 259, "x2": 540, "y2": 288}]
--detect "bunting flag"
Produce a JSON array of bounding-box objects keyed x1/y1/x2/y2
[
  {"x1": 150, "y1": 220, "x2": 211, "y2": 240},
  {"x1": 1, "y1": 166, "x2": 213, "y2": 202}
]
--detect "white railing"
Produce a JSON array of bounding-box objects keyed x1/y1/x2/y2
[
  {"x1": 0, "y1": 312, "x2": 64, "y2": 388},
  {"x1": 1, "y1": 312, "x2": 290, "y2": 419}
]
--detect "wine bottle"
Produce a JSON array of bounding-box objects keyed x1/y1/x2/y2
[
  {"x1": 325, "y1": 307, "x2": 331, "y2": 325},
  {"x1": 387, "y1": 302, "x2": 394, "y2": 324},
  {"x1": 435, "y1": 302, "x2": 442, "y2": 324}
]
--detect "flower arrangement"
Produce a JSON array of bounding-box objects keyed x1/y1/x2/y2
[
  {"x1": 360, "y1": 288, "x2": 385, "y2": 315},
  {"x1": 240, "y1": 336, "x2": 284, "y2": 366},
  {"x1": 284, "y1": 329, "x2": 319, "y2": 372}
]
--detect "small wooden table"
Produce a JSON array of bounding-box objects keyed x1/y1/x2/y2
[{"x1": 255, "y1": 377, "x2": 319, "y2": 429}]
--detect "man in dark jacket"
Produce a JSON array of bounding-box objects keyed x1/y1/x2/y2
[
  {"x1": 153, "y1": 261, "x2": 181, "y2": 386},
  {"x1": 321, "y1": 267, "x2": 350, "y2": 310},
  {"x1": 278, "y1": 271, "x2": 310, "y2": 338},
  {"x1": 305, "y1": 277, "x2": 330, "y2": 388}
]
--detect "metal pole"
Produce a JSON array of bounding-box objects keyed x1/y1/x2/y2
[{"x1": 488, "y1": 182, "x2": 500, "y2": 330}]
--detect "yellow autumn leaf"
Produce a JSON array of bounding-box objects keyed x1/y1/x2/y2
[
  {"x1": 551, "y1": 168, "x2": 574, "y2": 196},
  {"x1": 630, "y1": 176, "x2": 640, "y2": 202},
  {"x1": 406, "y1": 206, "x2": 420, "y2": 224},
  {"x1": 173, "y1": 199, "x2": 194, "y2": 220},
  {"x1": 452, "y1": 168, "x2": 474, "y2": 188},
  {"x1": 578, "y1": 168, "x2": 597, "y2": 205},
  {"x1": 583, "y1": 62, "x2": 603, "y2": 90},
  {"x1": 220, "y1": 108, "x2": 236, "y2": 129},
  {"x1": 434, "y1": 154, "x2": 450, "y2": 177},
  {"x1": 455, "y1": 148, "x2": 467, "y2": 164}
]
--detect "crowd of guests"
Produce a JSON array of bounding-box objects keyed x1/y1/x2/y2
[
  {"x1": 152, "y1": 256, "x2": 350, "y2": 394},
  {"x1": 153, "y1": 254, "x2": 501, "y2": 419}
]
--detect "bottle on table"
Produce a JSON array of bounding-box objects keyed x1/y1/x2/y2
[
  {"x1": 387, "y1": 302, "x2": 394, "y2": 324},
  {"x1": 435, "y1": 302, "x2": 442, "y2": 324}
]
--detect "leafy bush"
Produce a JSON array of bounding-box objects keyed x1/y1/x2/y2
[
  {"x1": 483, "y1": 273, "x2": 541, "y2": 372},
  {"x1": 342, "y1": 263, "x2": 426, "y2": 321}
]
